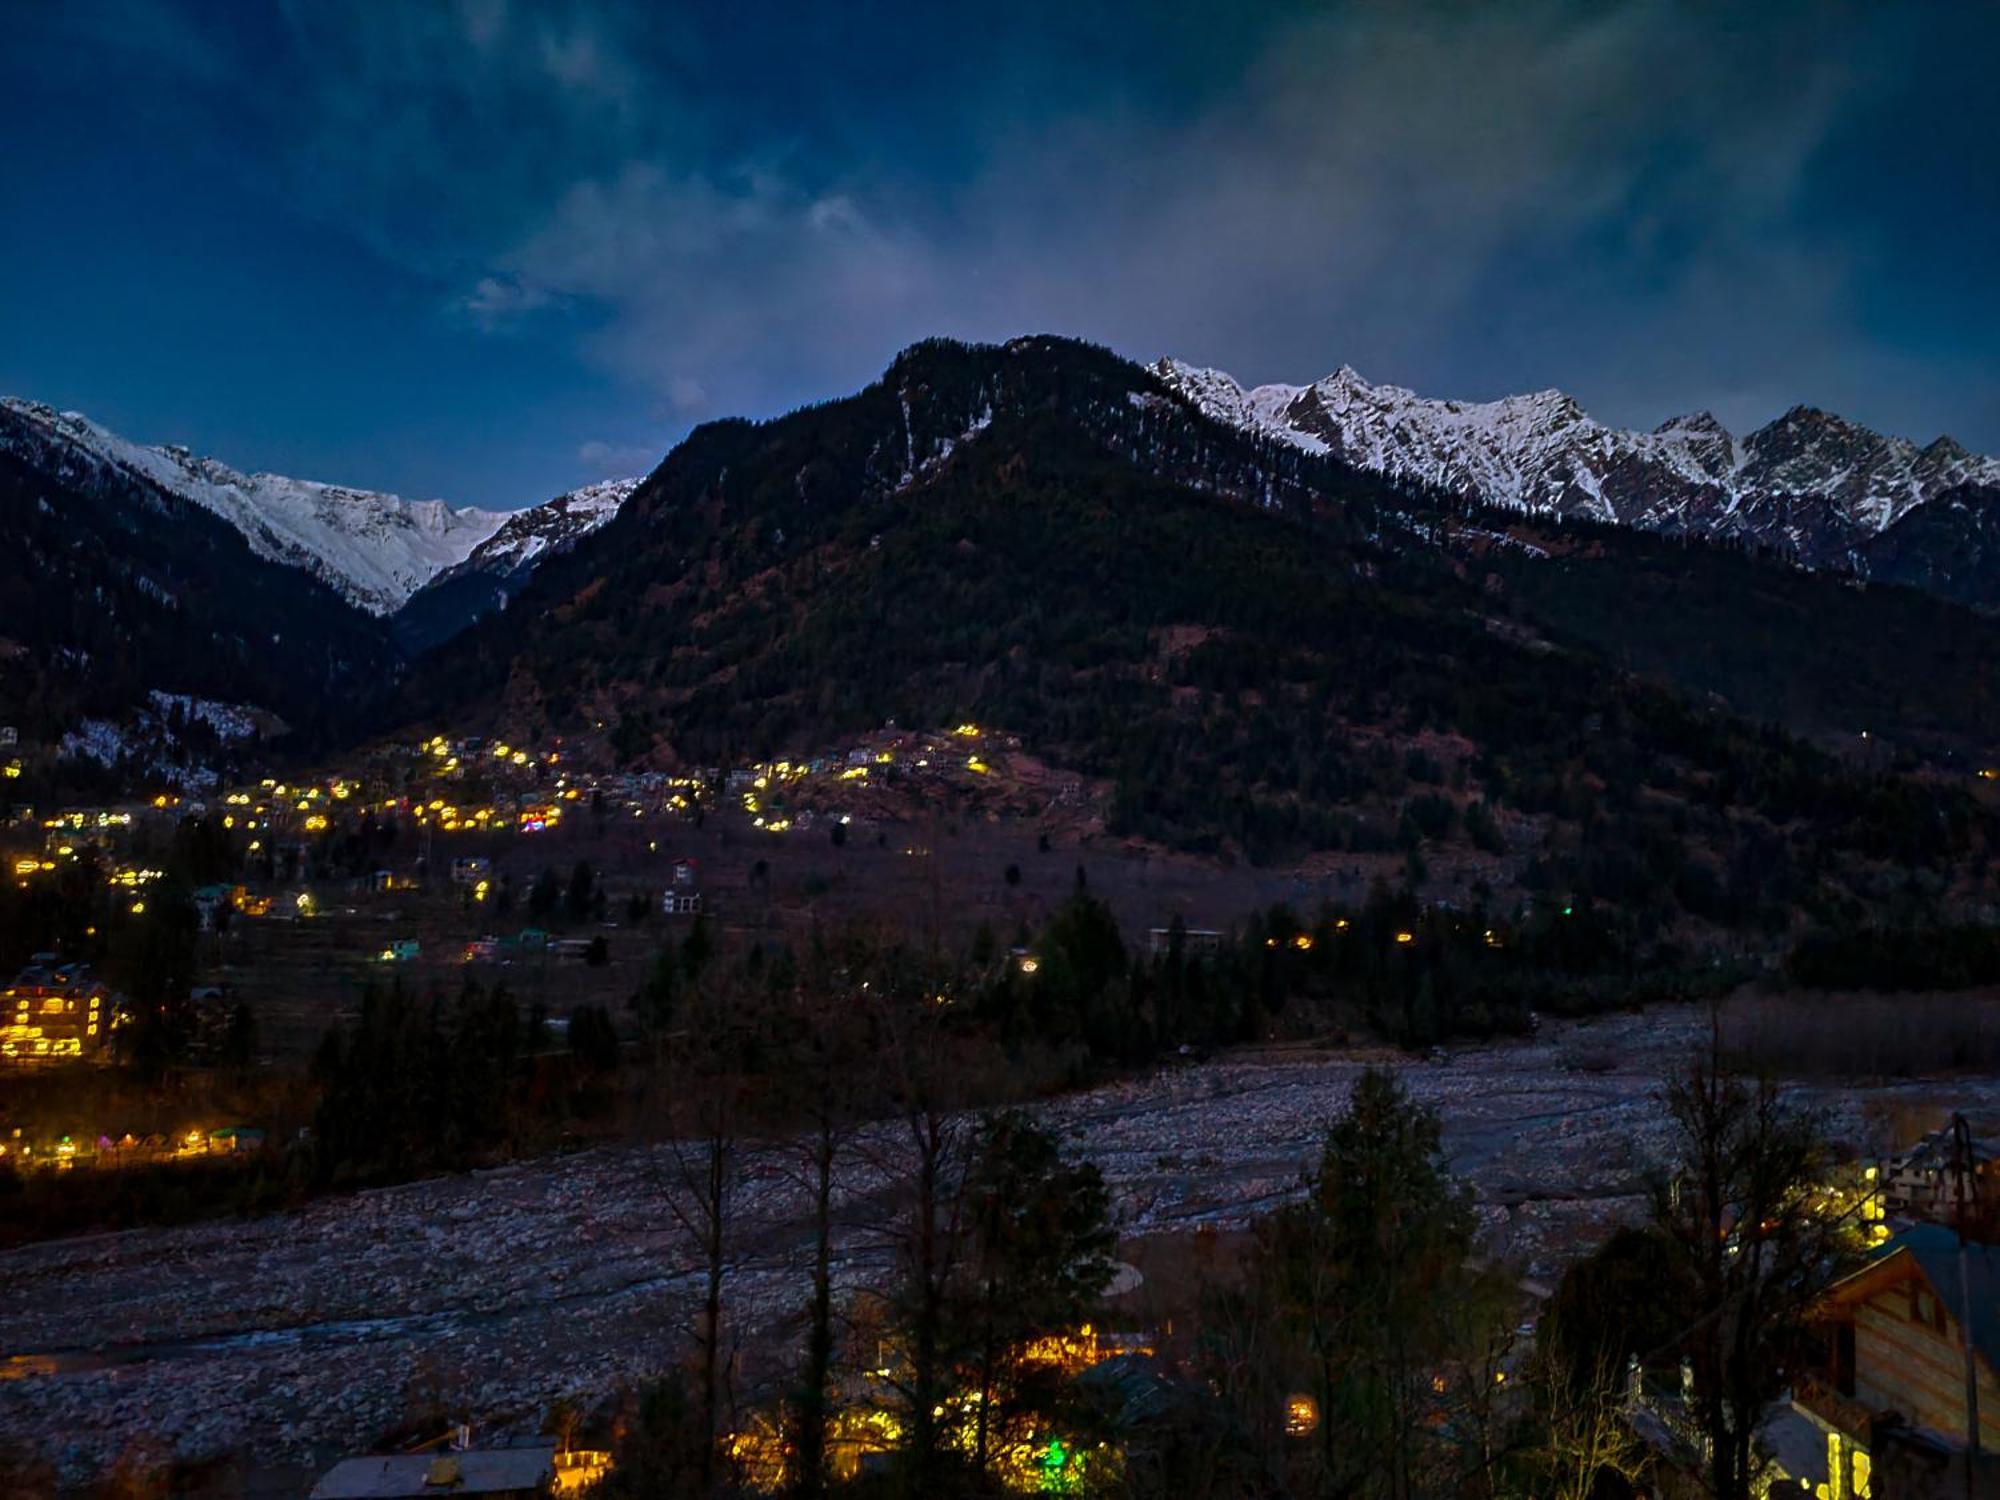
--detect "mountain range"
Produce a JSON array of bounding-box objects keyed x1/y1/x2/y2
[
  {"x1": 8, "y1": 351, "x2": 1999, "y2": 637},
  {"x1": 0, "y1": 398, "x2": 634, "y2": 616},
  {"x1": 6, "y1": 337, "x2": 2000, "y2": 820},
  {"x1": 1155, "y1": 359, "x2": 2000, "y2": 596},
  {"x1": 388, "y1": 335, "x2": 1998, "y2": 950},
  {"x1": 0, "y1": 398, "x2": 640, "y2": 780},
  {"x1": 0, "y1": 397, "x2": 396, "y2": 762}
]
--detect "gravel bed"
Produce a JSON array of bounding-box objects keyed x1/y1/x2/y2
[{"x1": 5, "y1": 1004, "x2": 1994, "y2": 1484}]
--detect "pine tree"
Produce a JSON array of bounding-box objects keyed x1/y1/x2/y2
[{"x1": 1251, "y1": 1067, "x2": 1497, "y2": 1499}]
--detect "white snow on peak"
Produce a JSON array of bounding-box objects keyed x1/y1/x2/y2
[
  {"x1": 458, "y1": 476, "x2": 640, "y2": 575},
  {"x1": 1, "y1": 397, "x2": 511, "y2": 614},
  {"x1": 1152, "y1": 358, "x2": 2000, "y2": 538},
  {"x1": 1153, "y1": 359, "x2": 1325, "y2": 454}
]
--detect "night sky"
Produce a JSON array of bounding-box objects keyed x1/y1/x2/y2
[{"x1": 3, "y1": 1, "x2": 1995, "y2": 508}]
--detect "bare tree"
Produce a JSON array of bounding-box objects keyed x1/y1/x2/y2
[
  {"x1": 776, "y1": 932, "x2": 874, "y2": 1499},
  {"x1": 1433, "y1": 1274, "x2": 1525, "y2": 1500},
  {"x1": 855, "y1": 956, "x2": 983, "y2": 1493},
  {"x1": 1193, "y1": 1258, "x2": 1292, "y2": 1491},
  {"x1": 651, "y1": 959, "x2": 765, "y2": 1495},
  {"x1": 1526, "y1": 1316, "x2": 1649, "y2": 1500},
  {"x1": 893, "y1": 1058, "x2": 973, "y2": 1488},
  {"x1": 1650, "y1": 1053, "x2": 1857, "y2": 1500}
]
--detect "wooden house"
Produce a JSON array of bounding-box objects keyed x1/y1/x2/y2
[
  {"x1": 1795, "y1": 1224, "x2": 2000, "y2": 1497},
  {"x1": 1881, "y1": 1129, "x2": 2000, "y2": 1220}
]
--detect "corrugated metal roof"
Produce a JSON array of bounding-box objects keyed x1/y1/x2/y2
[
  {"x1": 1827, "y1": 1223, "x2": 2000, "y2": 1377},
  {"x1": 308, "y1": 1447, "x2": 554, "y2": 1498},
  {"x1": 1897, "y1": 1223, "x2": 2000, "y2": 1375}
]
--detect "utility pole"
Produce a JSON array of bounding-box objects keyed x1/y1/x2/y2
[
  {"x1": 1952, "y1": 1113, "x2": 1981, "y2": 1494},
  {"x1": 927, "y1": 802, "x2": 941, "y2": 960}
]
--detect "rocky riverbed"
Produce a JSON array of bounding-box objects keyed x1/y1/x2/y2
[{"x1": 4, "y1": 1005, "x2": 1994, "y2": 1484}]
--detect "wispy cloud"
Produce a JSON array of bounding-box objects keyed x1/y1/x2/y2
[
  {"x1": 94, "y1": 0, "x2": 2000, "y2": 447},
  {"x1": 577, "y1": 438, "x2": 656, "y2": 476},
  {"x1": 457, "y1": 274, "x2": 557, "y2": 331}
]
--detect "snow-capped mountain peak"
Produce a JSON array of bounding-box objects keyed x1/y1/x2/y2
[
  {"x1": 453, "y1": 475, "x2": 641, "y2": 578},
  {"x1": 1153, "y1": 357, "x2": 2000, "y2": 549},
  {"x1": 385, "y1": 473, "x2": 643, "y2": 653},
  {"x1": 0, "y1": 397, "x2": 512, "y2": 614},
  {"x1": 1654, "y1": 410, "x2": 1726, "y2": 435}
]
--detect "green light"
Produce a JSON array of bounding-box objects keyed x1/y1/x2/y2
[{"x1": 1043, "y1": 1438, "x2": 1068, "y2": 1471}]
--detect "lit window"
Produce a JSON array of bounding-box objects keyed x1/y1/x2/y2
[{"x1": 1283, "y1": 1394, "x2": 1319, "y2": 1437}]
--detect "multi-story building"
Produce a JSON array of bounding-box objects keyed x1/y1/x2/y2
[{"x1": 1, "y1": 980, "x2": 106, "y2": 1062}]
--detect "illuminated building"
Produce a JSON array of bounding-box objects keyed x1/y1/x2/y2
[{"x1": 1, "y1": 983, "x2": 106, "y2": 1063}]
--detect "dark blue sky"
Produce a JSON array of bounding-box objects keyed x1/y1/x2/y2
[{"x1": 3, "y1": 1, "x2": 1995, "y2": 508}]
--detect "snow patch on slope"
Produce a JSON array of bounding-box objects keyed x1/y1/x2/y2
[{"x1": 146, "y1": 691, "x2": 261, "y2": 741}]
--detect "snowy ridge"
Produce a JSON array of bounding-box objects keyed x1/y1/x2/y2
[
  {"x1": 389, "y1": 473, "x2": 643, "y2": 650},
  {"x1": 452, "y1": 476, "x2": 639, "y2": 578},
  {"x1": 0, "y1": 398, "x2": 511, "y2": 614},
  {"x1": 1154, "y1": 359, "x2": 2000, "y2": 550}
]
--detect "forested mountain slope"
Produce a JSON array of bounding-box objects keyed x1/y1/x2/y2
[
  {"x1": 0, "y1": 401, "x2": 395, "y2": 755},
  {"x1": 400, "y1": 338, "x2": 1994, "y2": 927}
]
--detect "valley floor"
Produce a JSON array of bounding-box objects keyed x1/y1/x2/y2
[{"x1": 1, "y1": 1003, "x2": 1988, "y2": 1485}]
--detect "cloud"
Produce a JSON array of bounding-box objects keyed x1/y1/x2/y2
[
  {"x1": 665, "y1": 376, "x2": 708, "y2": 414},
  {"x1": 262, "y1": 0, "x2": 681, "y2": 278},
  {"x1": 468, "y1": 157, "x2": 949, "y2": 415},
  {"x1": 209, "y1": 1, "x2": 1999, "y2": 445},
  {"x1": 457, "y1": 274, "x2": 556, "y2": 331},
  {"x1": 959, "y1": 3, "x2": 1864, "y2": 406},
  {"x1": 577, "y1": 438, "x2": 656, "y2": 476},
  {"x1": 439, "y1": 4, "x2": 1885, "y2": 428}
]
